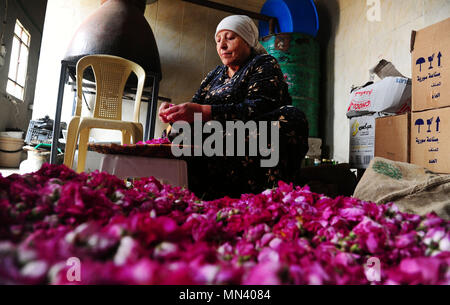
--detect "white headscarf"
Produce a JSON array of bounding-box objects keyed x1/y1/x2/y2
[{"x1": 215, "y1": 15, "x2": 268, "y2": 55}]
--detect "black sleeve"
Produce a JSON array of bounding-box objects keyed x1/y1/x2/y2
[
  {"x1": 191, "y1": 66, "x2": 221, "y2": 105},
  {"x1": 210, "y1": 55, "x2": 287, "y2": 122}
]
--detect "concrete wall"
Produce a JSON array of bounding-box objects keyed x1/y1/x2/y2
[
  {"x1": 316, "y1": 0, "x2": 450, "y2": 163},
  {"x1": 33, "y1": 0, "x2": 265, "y2": 141},
  {"x1": 0, "y1": 0, "x2": 47, "y2": 133}
]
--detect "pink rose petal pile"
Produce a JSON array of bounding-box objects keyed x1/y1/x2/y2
[
  {"x1": 135, "y1": 138, "x2": 171, "y2": 146},
  {"x1": 0, "y1": 164, "x2": 448, "y2": 285}
]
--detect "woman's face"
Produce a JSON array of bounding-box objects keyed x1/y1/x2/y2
[{"x1": 216, "y1": 30, "x2": 251, "y2": 68}]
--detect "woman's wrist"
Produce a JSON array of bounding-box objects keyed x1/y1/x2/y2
[{"x1": 199, "y1": 104, "x2": 212, "y2": 121}]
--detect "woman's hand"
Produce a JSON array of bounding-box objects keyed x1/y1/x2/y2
[
  {"x1": 159, "y1": 102, "x2": 211, "y2": 123},
  {"x1": 158, "y1": 102, "x2": 174, "y2": 123}
]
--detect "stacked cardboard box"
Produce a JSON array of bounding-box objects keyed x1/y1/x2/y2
[
  {"x1": 347, "y1": 77, "x2": 411, "y2": 169},
  {"x1": 375, "y1": 113, "x2": 410, "y2": 163},
  {"x1": 410, "y1": 18, "x2": 450, "y2": 174}
]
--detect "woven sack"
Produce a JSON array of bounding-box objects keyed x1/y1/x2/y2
[{"x1": 354, "y1": 157, "x2": 450, "y2": 220}]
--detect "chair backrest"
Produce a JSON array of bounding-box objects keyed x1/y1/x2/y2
[{"x1": 76, "y1": 54, "x2": 146, "y2": 122}]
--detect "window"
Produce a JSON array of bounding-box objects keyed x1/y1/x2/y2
[{"x1": 7, "y1": 19, "x2": 30, "y2": 100}]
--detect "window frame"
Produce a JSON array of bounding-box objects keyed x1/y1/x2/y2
[{"x1": 7, "y1": 19, "x2": 31, "y2": 101}]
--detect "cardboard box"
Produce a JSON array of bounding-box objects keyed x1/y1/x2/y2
[
  {"x1": 349, "y1": 112, "x2": 390, "y2": 169},
  {"x1": 411, "y1": 18, "x2": 450, "y2": 111},
  {"x1": 411, "y1": 107, "x2": 450, "y2": 173},
  {"x1": 375, "y1": 113, "x2": 410, "y2": 163},
  {"x1": 347, "y1": 77, "x2": 411, "y2": 118}
]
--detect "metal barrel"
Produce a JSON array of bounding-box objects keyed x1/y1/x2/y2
[{"x1": 261, "y1": 33, "x2": 320, "y2": 137}]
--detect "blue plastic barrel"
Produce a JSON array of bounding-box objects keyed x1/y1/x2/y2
[{"x1": 259, "y1": 0, "x2": 319, "y2": 37}]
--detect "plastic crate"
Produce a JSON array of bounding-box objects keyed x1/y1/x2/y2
[{"x1": 25, "y1": 120, "x2": 53, "y2": 145}]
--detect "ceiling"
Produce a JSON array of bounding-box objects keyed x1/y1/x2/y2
[{"x1": 17, "y1": 0, "x2": 48, "y2": 33}]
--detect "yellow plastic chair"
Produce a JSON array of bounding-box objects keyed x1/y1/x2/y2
[{"x1": 64, "y1": 54, "x2": 146, "y2": 173}]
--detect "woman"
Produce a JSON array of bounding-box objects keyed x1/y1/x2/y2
[{"x1": 159, "y1": 15, "x2": 309, "y2": 200}]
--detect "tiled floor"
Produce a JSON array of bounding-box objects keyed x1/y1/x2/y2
[{"x1": 0, "y1": 168, "x2": 20, "y2": 177}]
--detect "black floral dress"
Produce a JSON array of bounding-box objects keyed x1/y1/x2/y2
[{"x1": 170, "y1": 51, "x2": 309, "y2": 200}]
